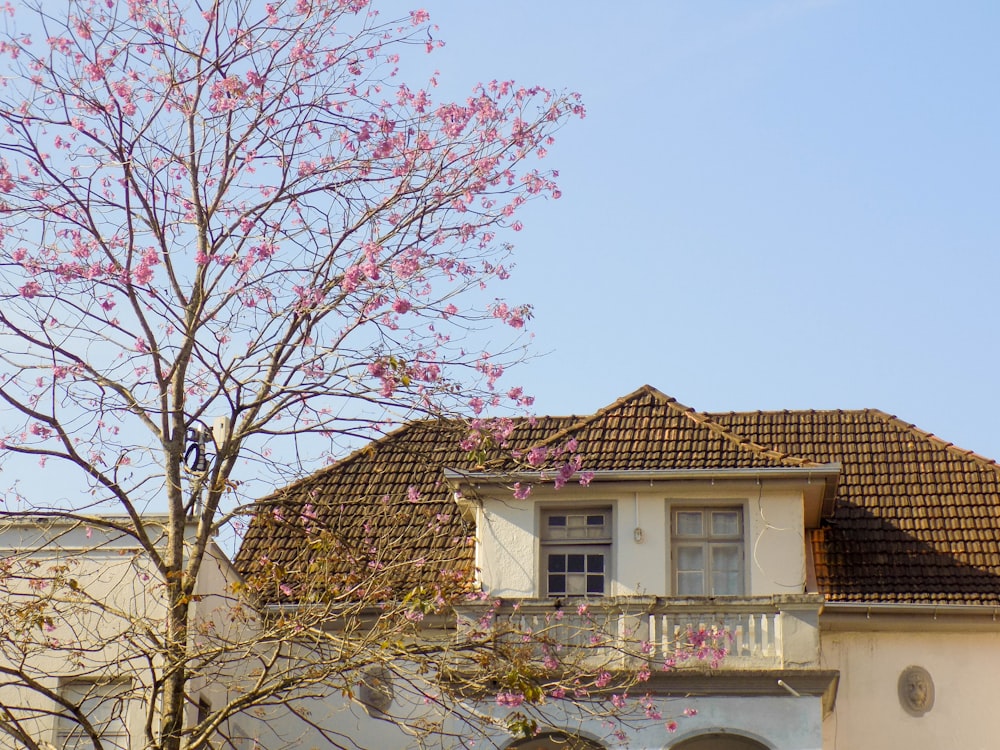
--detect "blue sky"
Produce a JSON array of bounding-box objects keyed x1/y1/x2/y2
[{"x1": 385, "y1": 0, "x2": 1000, "y2": 460}]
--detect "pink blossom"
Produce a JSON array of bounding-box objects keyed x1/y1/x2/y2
[
  {"x1": 0, "y1": 165, "x2": 14, "y2": 192},
  {"x1": 495, "y1": 691, "x2": 524, "y2": 708},
  {"x1": 19, "y1": 281, "x2": 41, "y2": 298},
  {"x1": 526, "y1": 446, "x2": 548, "y2": 467},
  {"x1": 342, "y1": 265, "x2": 364, "y2": 292}
]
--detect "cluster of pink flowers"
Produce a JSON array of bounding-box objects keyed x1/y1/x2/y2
[{"x1": 495, "y1": 691, "x2": 524, "y2": 708}]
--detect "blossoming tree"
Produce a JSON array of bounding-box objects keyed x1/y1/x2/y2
[{"x1": 0, "y1": 1, "x2": 710, "y2": 748}]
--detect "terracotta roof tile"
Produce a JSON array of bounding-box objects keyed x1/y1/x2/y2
[
  {"x1": 708, "y1": 407, "x2": 1000, "y2": 605},
  {"x1": 236, "y1": 386, "x2": 1000, "y2": 606}
]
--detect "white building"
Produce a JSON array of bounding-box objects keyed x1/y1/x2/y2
[{"x1": 238, "y1": 386, "x2": 1000, "y2": 749}]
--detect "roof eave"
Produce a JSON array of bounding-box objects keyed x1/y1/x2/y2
[
  {"x1": 821, "y1": 601, "x2": 1000, "y2": 631},
  {"x1": 445, "y1": 464, "x2": 842, "y2": 522}
]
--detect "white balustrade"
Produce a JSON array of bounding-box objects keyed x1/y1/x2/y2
[{"x1": 455, "y1": 595, "x2": 822, "y2": 671}]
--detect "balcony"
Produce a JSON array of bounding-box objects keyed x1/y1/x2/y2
[{"x1": 455, "y1": 594, "x2": 825, "y2": 672}]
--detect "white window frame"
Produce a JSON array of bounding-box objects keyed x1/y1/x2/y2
[
  {"x1": 539, "y1": 507, "x2": 612, "y2": 598},
  {"x1": 56, "y1": 678, "x2": 132, "y2": 750},
  {"x1": 670, "y1": 505, "x2": 746, "y2": 596}
]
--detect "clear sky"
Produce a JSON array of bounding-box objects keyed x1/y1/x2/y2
[{"x1": 381, "y1": 0, "x2": 1000, "y2": 461}]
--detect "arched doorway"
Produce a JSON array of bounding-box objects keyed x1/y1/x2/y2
[
  {"x1": 671, "y1": 733, "x2": 770, "y2": 750},
  {"x1": 507, "y1": 732, "x2": 605, "y2": 749}
]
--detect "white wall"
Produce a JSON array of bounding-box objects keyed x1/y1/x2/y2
[
  {"x1": 475, "y1": 478, "x2": 809, "y2": 599},
  {"x1": 0, "y1": 518, "x2": 267, "y2": 750},
  {"x1": 474, "y1": 694, "x2": 823, "y2": 750},
  {"x1": 821, "y1": 625, "x2": 1000, "y2": 750}
]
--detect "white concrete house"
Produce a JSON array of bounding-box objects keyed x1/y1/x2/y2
[
  {"x1": 236, "y1": 385, "x2": 1000, "y2": 749},
  {"x1": 0, "y1": 517, "x2": 251, "y2": 750}
]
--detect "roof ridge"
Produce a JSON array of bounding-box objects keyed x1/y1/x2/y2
[
  {"x1": 526, "y1": 385, "x2": 822, "y2": 468},
  {"x1": 867, "y1": 410, "x2": 1000, "y2": 471},
  {"x1": 520, "y1": 384, "x2": 678, "y2": 450},
  {"x1": 683, "y1": 406, "x2": 822, "y2": 468},
  {"x1": 705, "y1": 407, "x2": 877, "y2": 418}
]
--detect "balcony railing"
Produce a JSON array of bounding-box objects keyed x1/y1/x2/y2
[{"x1": 454, "y1": 595, "x2": 824, "y2": 671}]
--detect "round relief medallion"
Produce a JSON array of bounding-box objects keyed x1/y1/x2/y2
[{"x1": 898, "y1": 665, "x2": 934, "y2": 716}]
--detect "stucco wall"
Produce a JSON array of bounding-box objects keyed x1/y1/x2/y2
[
  {"x1": 252, "y1": 683, "x2": 825, "y2": 750},
  {"x1": 0, "y1": 519, "x2": 263, "y2": 750},
  {"x1": 820, "y1": 626, "x2": 1000, "y2": 750},
  {"x1": 478, "y1": 694, "x2": 823, "y2": 750},
  {"x1": 475, "y1": 478, "x2": 809, "y2": 599}
]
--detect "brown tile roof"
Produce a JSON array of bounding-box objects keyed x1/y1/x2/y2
[
  {"x1": 708, "y1": 406, "x2": 1000, "y2": 605},
  {"x1": 236, "y1": 385, "x2": 1000, "y2": 606},
  {"x1": 522, "y1": 386, "x2": 822, "y2": 471}
]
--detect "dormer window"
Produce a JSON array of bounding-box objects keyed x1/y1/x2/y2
[
  {"x1": 672, "y1": 507, "x2": 745, "y2": 596},
  {"x1": 541, "y1": 508, "x2": 611, "y2": 597}
]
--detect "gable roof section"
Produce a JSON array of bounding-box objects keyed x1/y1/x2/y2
[
  {"x1": 236, "y1": 386, "x2": 1000, "y2": 606},
  {"x1": 511, "y1": 385, "x2": 822, "y2": 472}
]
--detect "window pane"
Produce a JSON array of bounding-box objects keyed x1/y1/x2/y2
[
  {"x1": 548, "y1": 574, "x2": 566, "y2": 594},
  {"x1": 567, "y1": 554, "x2": 585, "y2": 573},
  {"x1": 547, "y1": 555, "x2": 566, "y2": 573},
  {"x1": 677, "y1": 571, "x2": 704, "y2": 596},
  {"x1": 546, "y1": 515, "x2": 568, "y2": 540},
  {"x1": 712, "y1": 570, "x2": 743, "y2": 596},
  {"x1": 566, "y1": 574, "x2": 586, "y2": 595},
  {"x1": 587, "y1": 554, "x2": 604, "y2": 574},
  {"x1": 676, "y1": 545, "x2": 704, "y2": 571},
  {"x1": 711, "y1": 510, "x2": 740, "y2": 537},
  {"x1": 711, "y1": 545, "x2": 741, "y2": 572},
  {"x1": 676, "y1": 511, "x2": 703, "y2": 536},
  {"x1": 711, "y1": 545, "x2": 743, "y2": 595},
  {"x1": 586, "y1": 574, "x2": 605, "y2": 595}
]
